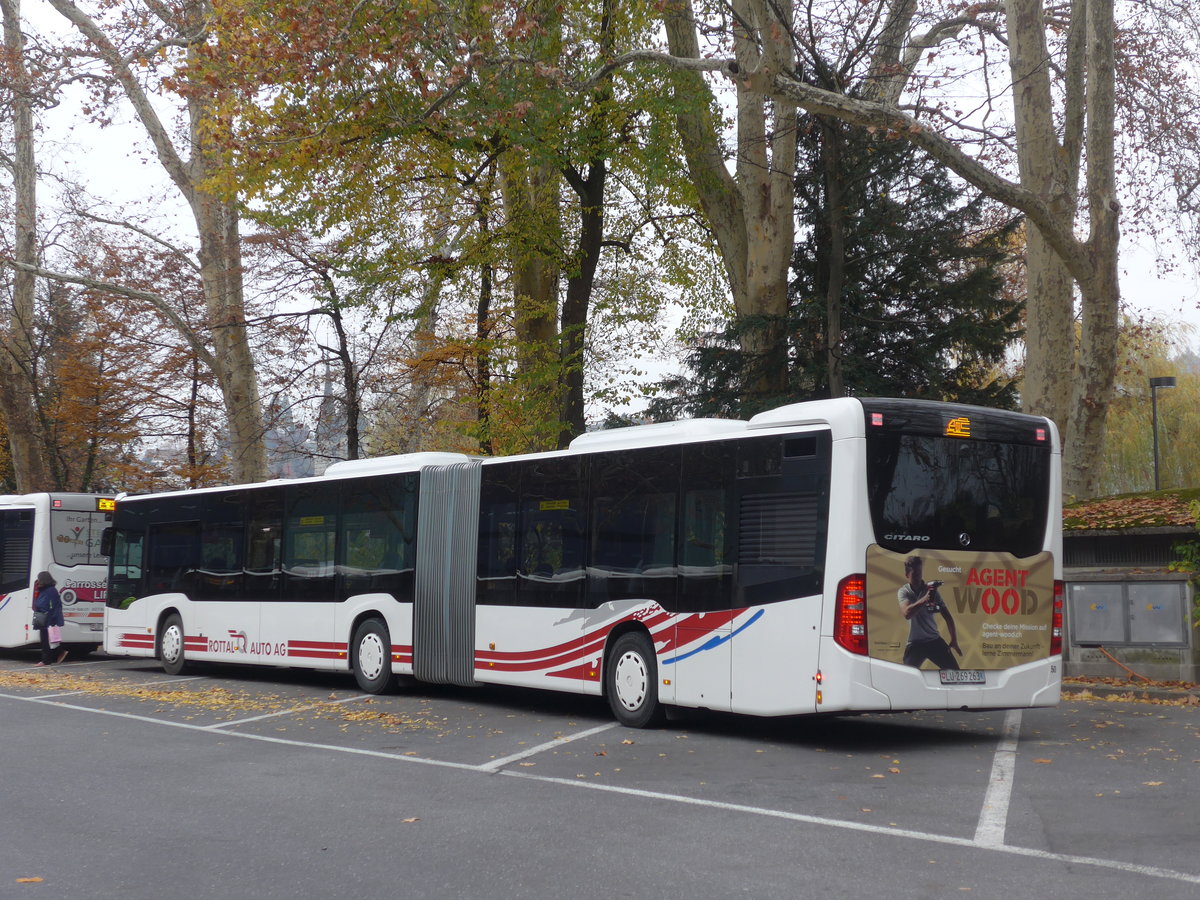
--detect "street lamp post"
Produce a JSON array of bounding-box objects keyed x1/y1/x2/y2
[{"x1": 1150, "y1": 376, "x2": 1177, "y2": 490}]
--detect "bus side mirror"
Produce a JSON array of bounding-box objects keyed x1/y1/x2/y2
[{"x1": 100, "y1": 527, "x2": 114, "y2": 558}]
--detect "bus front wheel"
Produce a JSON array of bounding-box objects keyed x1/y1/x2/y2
[
  {"x1": 352, "y1": 618, "x2": 395, "y2": 694},
  {"x1": 605, "y1": 632, "x2": 665, "y2": 728},
  {"x1": 158, "y1": 613, "x2": 190, "y2": 676}
]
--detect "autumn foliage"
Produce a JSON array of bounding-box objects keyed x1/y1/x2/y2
[{"x1": 1064, "y1": 490, "x2": 1200, "y2": 531}]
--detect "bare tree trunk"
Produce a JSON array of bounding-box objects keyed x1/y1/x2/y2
[
  {"x1": 557, "y1": 0, "x2": 615, "y2": 447},
  {"x1": 501, "y1": 160, "x2": 562, "y2": 358},
  {"x1": 326, "y1": 308, "x2": 362, "y2": 462},
  {"x1": 476, "y1": 254, "x2": 494, "y2": 456},
  {"x1": 559, "y1": 160, "x2": 606, "y2": 448},
  {"x1": 1007, "y1": 0, "x2": 1120, "y2": 498},
  {"x1": 1021, "y1": 234, "x2": 1076, "y2": 428},
  {"x1": 191, "y1": 185, "x2": 265, "y2": 482},
  {"x1": 499, "y1": 156, "x2": 563, "y2": 441},
  {"x1": 1065, "y1": 0, "x2": 1121, "y2": 498},
  {"x1": 0, "y1": 0, "x2": 51, "y2": 490},
  {"x1": 1007, "y1": 0, "x2": 1079, "y2": 436}
]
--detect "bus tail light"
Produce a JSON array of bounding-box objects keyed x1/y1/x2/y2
[
  {"x1": 834, "y1": 574, "x2": 868, "y2": 656},
  {"x1": 1050, "y1": 580, "x2": 1064, "y2": 656}
]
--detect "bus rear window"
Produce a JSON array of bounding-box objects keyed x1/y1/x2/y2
[{"x1": 866, "y1": 433, "x2": 1050, "y2": 558}]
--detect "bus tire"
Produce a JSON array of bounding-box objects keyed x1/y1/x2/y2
[
  {"x1": 158, "y1": 613, "x2": 190, "y2": 676},
  {"x1": 352, "y1": 618, "x2": 395, "y2": 694},
  {"x1": 605, "y1": 631, "x2": 665, "y2": 728}
]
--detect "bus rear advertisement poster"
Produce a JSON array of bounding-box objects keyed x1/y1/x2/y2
[{"x1": 865, "y1": 545, "x2": 1055, "y2": 670}]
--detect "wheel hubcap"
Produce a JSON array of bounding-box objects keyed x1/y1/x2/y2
[
  {"x1": 162, "y1": 626, "x2": 182, "y2": 663},
  {"x1": 613, "y1": 650, "x2": 648, "y2": 711},
  {"x1": 359, "y1": 633, "x2": 386, "y2": 681}
]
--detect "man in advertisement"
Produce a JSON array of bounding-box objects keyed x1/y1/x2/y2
[{"x1": 897, "y1": 555, "x2": 962, "y2": 670}]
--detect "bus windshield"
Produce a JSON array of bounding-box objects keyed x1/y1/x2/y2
[
  {"x1": 866, "y1": 432, "x2": 1050, "y2": 558},
  {"x1": 50, "y1": 509, "x2": 111, "y2": 567}
]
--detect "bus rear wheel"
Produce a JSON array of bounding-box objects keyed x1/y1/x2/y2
[
  {"x1": 158, "y1": 613, "x2": 190, "y2": 676},
  {"x1": 352, "y1": 618, "x2": 396, "y2": 694},
  {"x1": 605, "y1": 632, "x2": 665, "y2": 728}
]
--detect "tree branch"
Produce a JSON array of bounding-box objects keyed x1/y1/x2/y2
[
  {"x1": 593, "y1": 46, "x2": 1088, "y2": 282},
  {"x1": 72, "y1": 209, "x2": 202, "y2": 274},
  {"x1": 0, "y1": 256, "x2": 218, "y2": 371}
]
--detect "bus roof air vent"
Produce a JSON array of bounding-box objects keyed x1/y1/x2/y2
[
  {"x1": 568, "y1": 418, "x2": 747, "y2": 452},
  {"x1": 323, "y1": 451, "x2": 473, "y2": 478}
]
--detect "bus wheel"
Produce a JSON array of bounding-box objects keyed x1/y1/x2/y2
[
  {"x1": 605, "y1": 632, "x2": 665, "y2": 728},
  {"x1": 158, "y1": 614, "x2": 190, "y2": 676},
  {"x1": 352, "y1": 618, "x2": 395, "y2": 694}
]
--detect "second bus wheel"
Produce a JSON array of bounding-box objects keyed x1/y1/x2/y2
[
  {"x1": 351, "y1": 618, "x2": 396, "y2": 694},
  {"x1": 158, "y1": 613, "x2": 190, "y2": 676},
  {"x1": 605, "y1": 631, "x2": 666, "y2": 728}
]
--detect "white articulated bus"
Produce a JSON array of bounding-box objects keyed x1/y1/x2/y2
[
  {"x1": 0, "y1": 493, "x2": 114, "y2": 649},
  {"x1": 103, "y1": 398, "x2": 1063, "y2": 726}
]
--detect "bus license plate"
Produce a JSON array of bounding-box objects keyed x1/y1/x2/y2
[{"x1": 939, "y1": 669, "x2": 984, "y2": 685}]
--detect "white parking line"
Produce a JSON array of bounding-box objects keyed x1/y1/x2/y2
[
  {"x1": 478, "y1": 722, "x2": 617, "y2": 772},
  {"x1": 2, "y1": 689, "x2": 1197, "y2": 887},
  {"x1": 975, "y1": 707, "x2": 1022, "y2": 846},
  {"x1": 0, "y1": 691, "x2": 482, "y2": 770}
]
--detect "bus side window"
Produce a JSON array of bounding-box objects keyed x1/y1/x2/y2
[
  {"x1": 108, "y1": 529, "x2": 144, "y2": 608},
  {"x1": 477, "y1": 465, "x2": 520, "y2": 606},
  {"x1": 517, "y1": 457, "x2": 585, "y2": 608},
  {"x1": 588, "y1": 446, "x2": 679, "y2": 609},
  {"x1": 146, "y1": 523, "x2": 201, "y2": 595},
  {"x1": 283, "y1": 482, "x2": 338, "y2": 603},
  {"x1": 679, "y1": 441, "x2": 735, "y2": 614},
  {"x1": 0, "y1": 509, "x2": 33, "y2": 594},
  {"x1": 682, "y1": 490, "x2": 726, "y2": 569},
  {"x1": 245, "y1": 490, "x2": 283, "y2": 602},
  {"x1": 186, "y1": 491, "x2": 245, "y2": 602},
  {"x1": 340, "y1": 473, "x2": 416, "y2": 601}
]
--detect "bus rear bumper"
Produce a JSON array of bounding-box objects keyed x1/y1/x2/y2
[{"x1": 858, "y1": 655, "x2": 1062, "y2": 711}]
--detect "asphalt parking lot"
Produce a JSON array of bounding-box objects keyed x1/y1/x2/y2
[{"x1": 1, "y1": 649, "x2": 1197, "y2": 899}]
